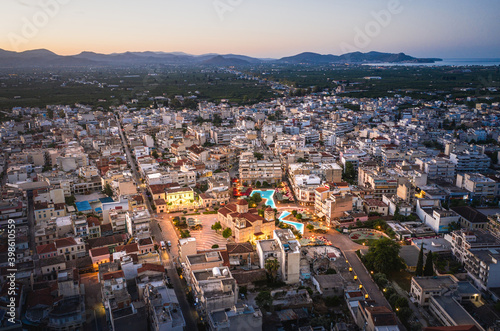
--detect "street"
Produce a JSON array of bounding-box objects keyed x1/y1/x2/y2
[
  {"x1": 322, "y1": 230, "x2": 407, "y2": 331},
  {"x1": 115, "y1": 113, "x2": 198, "y2": 330}
]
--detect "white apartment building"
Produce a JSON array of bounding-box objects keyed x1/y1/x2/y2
[
  {"x1": 415, "y1": 157, "x2": 456, "y2": 183},
  {"x1": 456, "y1": 173, "x2": 500, "y2": 198},
  {"x1": 450, "y1": 151, "x2": 490, "y2": 173},
  {"x1": 239, "y1": 152, "x2": 282, "y2": 185},
  {"x1": 146, "y1": 170, "x2": 196, "y2": 187},
  {"x1": 449, "y1": 229, "x2": 500, "y2": 291},
  {"x1": 126, "y1": 210, "x2": 151, "y2": 237},
  {"x1": 290, "y1": 174, "x2": 321, "y2": 206},
  {"x1": 416, "y1": 199, "x2": 459, "y2": 233},
  {"x1": 256, "y1": 229, "x2": 301, "y2": 284}
]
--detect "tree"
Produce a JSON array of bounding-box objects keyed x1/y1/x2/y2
[
  {"x1": 255, "y1": 291, "x2": 273, "y2": 309},
  {"x1": 324, "y1": 296, "x2": 341, "y2": 307},
  {"x1": 296, "y1": 213, "x2": 302, "y2": 220},
  {"x1": 253, "y1": 152, "x2": 264, "y2": 160},
  {"x1": 211, "y1": 244, "x2": 219, "y2": 249},
  {"x1": 255, "y1": 181, "x2": 261, "y2": 188},
  {"x1": 416, "y1": 243, "x2": 424, "y2": 276},
  {"x1": 423, "y1": 252, "x2": 434, "y2": 276},
  {"x1": 251, "y1": 193, "x2": 262, "y2": 204},
  {"x1": 264, "y1": 258, "x2": 280, "y2": 282},
  {"x1": 342, "y1": 161, "x2": 356, "y2": 184},
  {"x1": 151, "y1": 150, "x2": 159, "y2": 159},
  {"x1": 397, "y1": 307, "x2": 412, "y2": 322},
  {"x1": 363, "y1": 238, "x2": 404, "y2": 274},
  {"x1": 65, "y1": 195, "x2": 76, "y2": 206},
  {"x1": 306, "y1": 224, "x2": 314, "y2": 231},
  {"x1": 103, "y1": 183, "x2": 113, "y2": 197},
  {"x1": 211, "y1": 221, "x2": 222, "y2": 232},
  {"x1": 222, "y1": 228, "x2": 232, "y2": 238}
]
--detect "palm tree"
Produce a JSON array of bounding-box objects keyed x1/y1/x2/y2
[{"x1": 264, "y1": 258, "x2": 280, "y2": 282}]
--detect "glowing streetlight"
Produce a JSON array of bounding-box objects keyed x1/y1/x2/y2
[
  {"x1": 365, "y1": 294, "x2": 369, "y2": 299},
  {"x1": 354, "y1": 275, "x2": 358, "y2": 280},
  {"x1": 349, "y1": 267, "x2": 353, "y2": 272}
]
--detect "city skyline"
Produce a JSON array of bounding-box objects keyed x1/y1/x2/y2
[{"x1": 1, "y1": 0, "x2": 499, "y2": 58}]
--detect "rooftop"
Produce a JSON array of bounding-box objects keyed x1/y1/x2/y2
[{"x1": 431, "y1": 296, "x2": 479, "y2": 326}]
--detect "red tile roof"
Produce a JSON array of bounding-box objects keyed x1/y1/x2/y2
[
  {"x1": 102, "y1": 270, "x2": 125, "y2": 280},
  {"x1": 54, "y1": 237, "x2": 78, "y2": 248},
  {"x1": 115, "y1": 243, "x2": 139, "y2": 254},
  {"x1": 137, "y1": 263, "x2": 164, "y2": 274},
  {"x1": 36, "y1": 243, "x2": 56, "y2": 255},
  {"x1": 90, "y1": 247, "x2": 110, "y2": 258},
  {"x1": 236, "y1": 199, "x2": 248, "y2": 206}
]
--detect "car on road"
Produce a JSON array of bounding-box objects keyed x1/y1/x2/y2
[
  {"x1": 167, "y1": 241, "x2": 172, "y2": 248},
  {"x1": 160, "y1": 241, "x2": 166, "y2": 250}
]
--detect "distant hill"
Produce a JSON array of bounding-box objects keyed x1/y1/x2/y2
[
  {"x1": 202, "y1": 55, "x2": 250, "y2": 66},
  {"x1": 0, "y1": 48, "x2": 442, "y2": 68},
  {"x1": 279, "y1": 51, "x2": 442, "y2": 64}
]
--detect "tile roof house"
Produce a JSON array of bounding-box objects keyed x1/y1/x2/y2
[{"x1": 217, "y1": 199, "x2": 275, "y2": 243}]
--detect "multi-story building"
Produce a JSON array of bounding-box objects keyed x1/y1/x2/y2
[
  {"x1": 239, "y1": 152, "x2": 282, "y2": 185},
  {"x1": 109, "y1": 209, "x2": 128, "y2": 233},
  {"x1": 355, "y1": 301, "x2": 398, "y2": 331},
  {"x1": 314, "y1": 184, "x2": 353, "y2": 226},
  {"x1": 290, "y1": 174, "x2": 322, "y2": 206},
  {"x1": 190, "y1": 267, "x2": 238, "y2": 315},
  {"x1": 288, "y1": 162, "x2": 342, "y2": 184},
  {"x1": 208, "y1": 305, "x2": 262, "y2": 331},
  {"x1": 464, "y1": 248, "x2": 500, "y2": 291},
  {"x1": 410, "y1": 276, "x2": 457, "y2": 306},
  {"x1": 187, "y1": 144, "x2": 209, "y2": 163},
  {"x1": 72, "y1": 215, "x2": 89, "y2": 238},
  {"x1": 0, "y1": 198, "x2": 26, "y2": 227},
  {"x1": 143, "y1": 284, "x2": 186, "y2": 331},
  {"x1": 125, "y1": 210, "x2": 151, "y2": 237},
  {"x1": 218, "y1": 200, "x2": 275, "y2": 243},
  {"x1": 34, "y1": 202, "x2": 67, "y2": 223},
  {"x1": 428, "y1": 296, "x2": 484, "y2": 329},
  {"x1": 358, "y1": 167, "x2": 398, "y2": 199},
  {"x1": 415, "y1": 157, "x2": 456, "y2": 183},
  {"x1": 273, "y1": 229, "x2": 301, "y2": 284},
  {"x1": 451, "y1": 206, "x2": 489, "y2": 230},
  {"x1": 449, "y1": 229, "x2": 500, "y2": 290},
  {"x1": 164, "y1": 187, "x2": 197, "y2": 212},
  {"x1": 54, "y1": 237, "x2": 86, "y2": 261},
  {"x1": 456, "y1": 173, "x2": 500, "y2": 198},
  {"x1": 416, "y1": 199, "x2": 459, "y2": 233},
  {"x1": 450, "y1": 151, "x2": 490, "y2": 173},
  {"x1": 146, "y1": 170, "x2": 196, "y2": 187}
]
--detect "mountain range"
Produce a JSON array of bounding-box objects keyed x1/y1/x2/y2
[{"x1": 0, "y1": 49, "x2": 442, "y2": 67}]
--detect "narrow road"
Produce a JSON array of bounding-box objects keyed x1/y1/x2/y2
[
  {"x1": 324, "y1": 230, "x2": 407, "y2": 331},
  {"x1": 115, "y1": 113, "x2": 198, "y2": 330}
]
